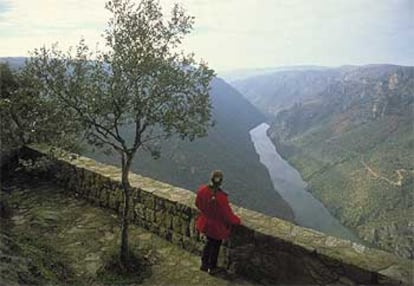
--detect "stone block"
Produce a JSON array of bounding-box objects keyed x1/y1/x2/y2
[
  {"x1": 229, "y1": 225, "x2": 254, "y2": 248},
  {"x1": 134, "y1": 203, "x2": 145, "y2": 220},
  {"x1": 141, "y1": 191, "x2": 155, "y2": 209},
  {"x1": 182, "y1": 236, "x2": 195, "y2": 253},
  {"x1": 166, "y1": 213, "x2": 173, "y2": 229},
  {"x1": 155, "y1": 210, "x2": 172, "y2": 229},
  {"x1": 164, "y1": 200, "x2": 177, "y2": 214},
  {"x1": 318, "y1": 252, "x2": 344, "y2": 272},
  {"x1": 148, "y1": 222, "x2": 159, "y2": 234},
  {"x1": 99, "y1": 188, "x2": 110, "y2": 207},
  {"x1": 165, "y1": 229, "x2": 173, "y2": 241},
  {"x1": 67, "y1": 176, "x2": 79, "y2": 194},
  {"x1": 154, "y1": 197, "x2": 165, "y2": 212},
  {"x1": 158, "y1": 226, "x2": 168, "y2": 238},
  {"x1": 337, "y1": 276, "x2": 357, "y2": 286},
  {"x1": 183, "y1": 221, "x2": 190, "y2": 237},
  {"x1": 218, "y1": 246, "x2": 230, "y2": 269},
  {"x1": 190, "y1": 208, "x2": 199, "y2": 218},
  {"x1": 172, "y1": 216, "x2": 188, "y2": 235},
  {"x1": 94, "y1": 179, "x2": 105, "y2": 198},
  {"x1": 176, "y1": 203, "x2": 192, "y2": 218},
  {"x1": 303, "y1": 255, "x2": 338, "y2": 285},
  {"x1": 139, "y1": 220, "x2": 151, "y2": 231},
  {"x1": 108, "y1": 188, "x2": 122, "y2": 212},
  {"x1": 265, "y1": 251, "x2": 311, "y2": 284},
  {"x1": 127, "y1": 204, "x2": 135, "y2": 221},
  {"x1": 145, "y1": 209, "x2": 155, "y2": 222},
  {"x1": 88, "y1": 187, "x2": 102, "y2": 206},
  {"x1": 172, "y1": 232, "x2": 184, "y2": 246},
  {"x1": 188, "y1": 217, "x2": 198, "y2": 238},
  {"x1": 233, "y1": 253, "x2": 266, "y2": 282},
  {"x1": 154, "y1": 209, "x2": 161, "y2": 223},
  {"x1": 343, "y1": 264, "x2": 378, "y2": 285},
  {"x1": 172, "y1": 216, "x2": 181, "y2": 233},
  {"x1": 134, "y1": 217, "x2": 144, "y2": 228},
  {"x1": 132, "y1": 188, "x2": 142, "y2": 203},
  {"x1": 102, "y1": 176, "x2": 112, "y2": 189}
]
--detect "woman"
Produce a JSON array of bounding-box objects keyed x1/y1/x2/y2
[{"x1": 195, "y1": 170, "x2": 241, "y2": 274}]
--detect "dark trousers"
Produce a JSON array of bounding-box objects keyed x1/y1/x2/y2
[{"x1": 201, "y1": 236, "x2": 222, "y2": 269}]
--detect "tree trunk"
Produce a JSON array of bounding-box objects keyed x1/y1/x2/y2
[{"x1": 120, "y1": 152, "x2": 133, "y2": 267}]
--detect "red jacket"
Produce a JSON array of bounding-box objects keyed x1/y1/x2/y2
[{"x1": 195, "y1": 185, "x2": 241, "y2": 240}]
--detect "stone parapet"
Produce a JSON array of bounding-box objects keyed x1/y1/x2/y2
[{"x1": 18, "y1": 145, "x2": 413, "y2": 285}]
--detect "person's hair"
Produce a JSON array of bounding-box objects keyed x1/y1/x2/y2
[
  {"x1": 210, "y1": 170, "x2": 223, "y2": 180},
  {"x1": 210, "y1": 170, "x2": 223, "y2": 197}
]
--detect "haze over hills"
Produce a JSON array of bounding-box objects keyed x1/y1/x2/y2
[
  {"x1": 0, "y1": 57, "x2": 26, "y2": 70},
  {"x1": 231, "y1": 68, "x2": 340, "y2": 116},
  {"x1": 232, "y1": 64, "x2": 414, "y2": 259},
  {"x1": 219, "y1": 65, "x2": 329, "y2": 83},
  {"x1": 231, "y1": 64, "x2": 411, "y2": 116}
]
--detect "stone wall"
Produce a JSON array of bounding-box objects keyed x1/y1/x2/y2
[{"x1": 18, "y1": 145, "x2": 413, "y2": 285}]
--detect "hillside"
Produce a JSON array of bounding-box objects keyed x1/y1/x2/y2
[
  {"x1": 231, "y1": 67, "x2": 338, "y2": 116},
  {"x1": 83, "y1": 77, "x2": 294, "y2": 221},
  {"x1": 247, "y1": 65, "x2": 414, "y2": 258}
]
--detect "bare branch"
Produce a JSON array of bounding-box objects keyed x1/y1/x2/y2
[
  {"x1": 89, "y1": 131, "x2": 123, "y2": 153},
  {"x1": 141, "y1": 133, "x2": 169, "y2": 145}
]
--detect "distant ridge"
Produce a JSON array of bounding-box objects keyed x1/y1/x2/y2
[
  {"x1": 220, "y1": 63, "x2": 413, "y2": 83},
  {"x1": 0, "y1": 57, "x2": 27, "y2": 70},
  {"x1": 230, "y1": 64, "x2": 413, "y2": 116},
  {"x1": 219, "y1": 65, "x2": 329, "y2": 82},
  {"x1": 232, "y1": 64, "x2": 414, "y2": 259}
]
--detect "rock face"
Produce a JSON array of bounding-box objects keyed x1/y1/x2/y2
[
  {"x1": 252, "y1": 65, "x2": 414, "y2": 259},
  {"x1": 11, "y1": 145, "x2": 413, "y2": 285}
]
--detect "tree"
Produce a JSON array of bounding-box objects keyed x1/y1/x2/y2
[
  {"x1": 0, "y1": 63, "x2": 82, "y2": 151},
  {"x1": 25, "y1": 0, "x2": 215, "y2": 267}
]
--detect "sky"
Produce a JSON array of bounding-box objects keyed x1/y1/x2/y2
[{"x1": 0, "y1": 0, "x2": 413, "y2": 73}]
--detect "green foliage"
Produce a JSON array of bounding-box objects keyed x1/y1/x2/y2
[
  {"x1": 267, "y1": 65, "x2": 414, "y2": 258},
  {"x1": 21, "y1": 0, "x2": 215, "y2": 267},
  {"x1": 0, "y1": 63, "x2": 18, "y2": 98},
  {"x1": 25, "y1": 0, "x2": 215, "y2": 159},
  {"x1": 0, "y1": 63, "x2": 82, "y2": 151}
]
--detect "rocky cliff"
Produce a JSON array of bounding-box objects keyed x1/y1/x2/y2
[{"x1": 265, "y1": 65, "x2": 414, "y2": 259}]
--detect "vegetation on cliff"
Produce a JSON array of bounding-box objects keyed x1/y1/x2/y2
[{"x1": 234, "y1": 65, "x2": 414, "y2": 259}]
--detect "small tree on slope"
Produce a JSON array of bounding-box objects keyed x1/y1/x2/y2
[{"x1": 25, "y1": 0, "x2": 214, "y2": 268}]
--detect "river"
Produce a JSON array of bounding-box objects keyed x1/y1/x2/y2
[{"x1": 250, "y1": 122, "x2": 361, "y2": 242}]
